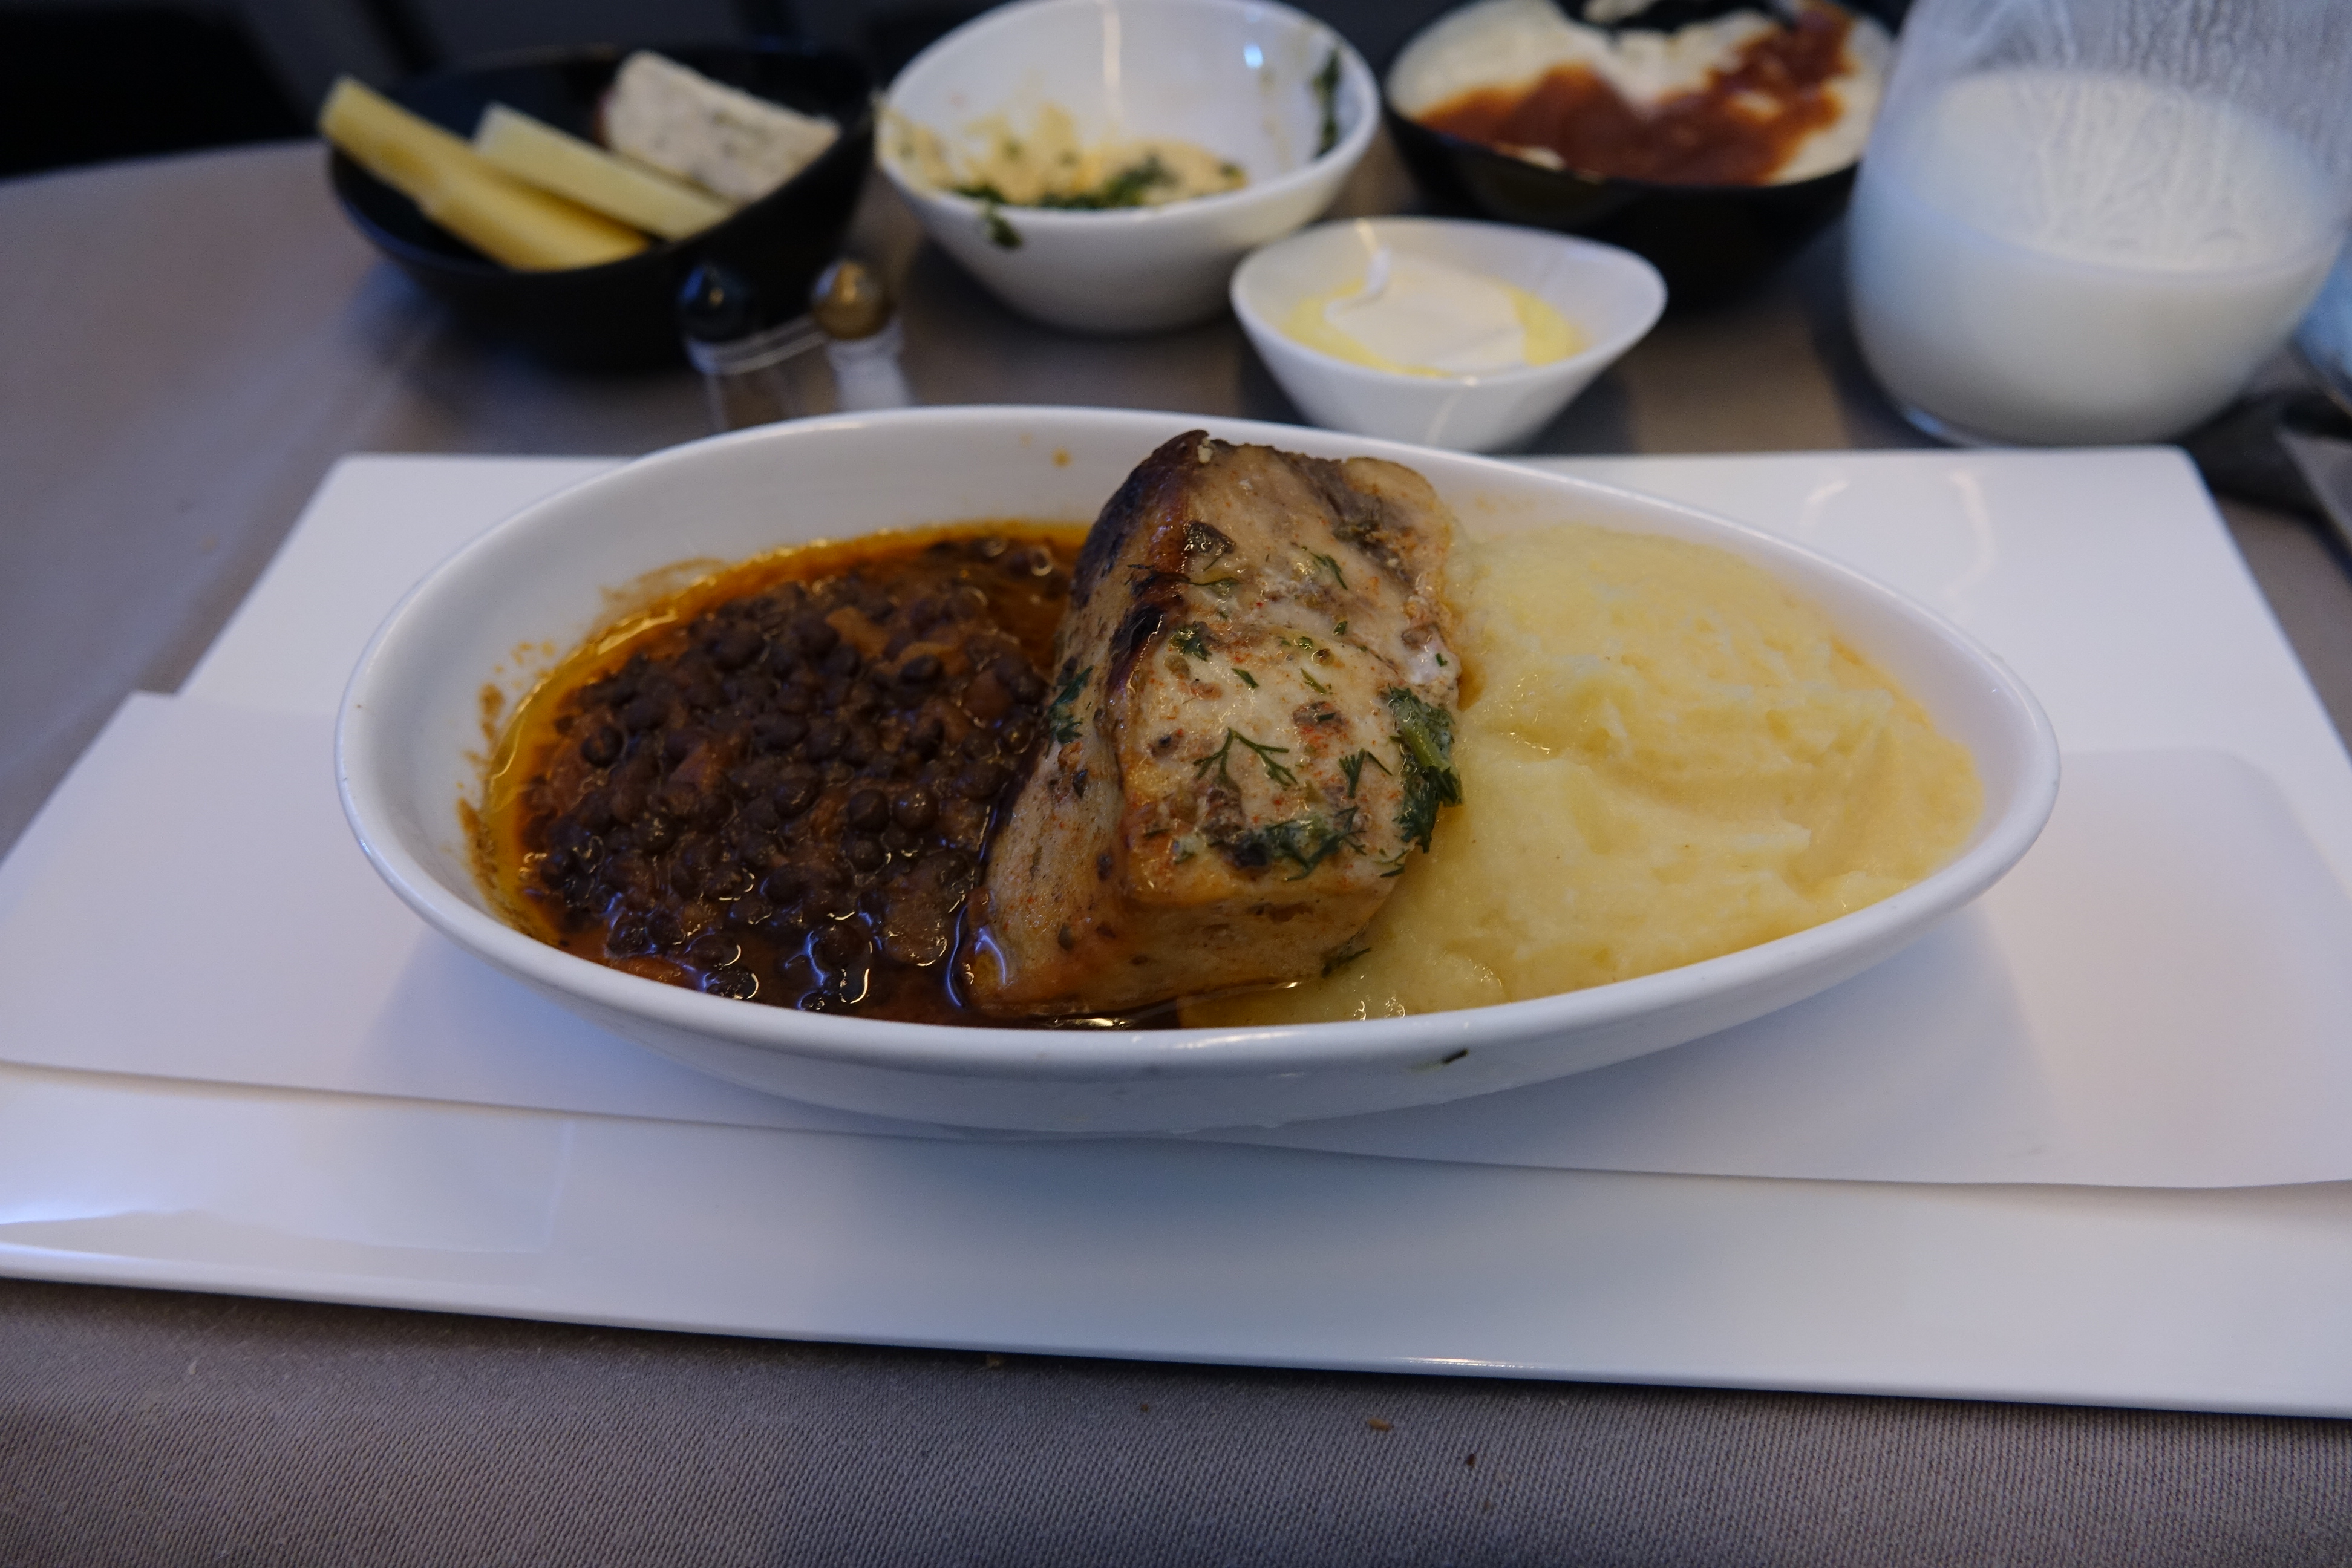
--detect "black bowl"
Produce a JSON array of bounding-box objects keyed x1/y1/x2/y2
[
  {"x1": 1382, "y1": 2, "x2": 1902, "y2": 304},
  {"x1": 329, "y1": 42, "x2": 874, "y2": 370}
]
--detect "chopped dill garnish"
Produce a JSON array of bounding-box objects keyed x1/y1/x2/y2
[
  {"x1": 1047, "y1": 665, "x2": 1092, "y2": 743},
  {"x1": 1195, "y1": 727, "x2": 1296, "y2": 788},
  {"x1": 1383, "y1": 687, "x2": 1461, "y2": 853},
  {"x1": 1236, "y1": 668, "x2": 1259, "y2": 688},
  {"x1": 1230, "y1": 808, "x2": 1364, "y2": 880},
  {"x1": 1308, "y1": 550, "x2": 1348, "y2": 589},
  {"x1": 1312, "y1": 50, "x2": 1342, "y2": 157},
  {"x1": 1338, "y1": 748, "x2": 1391, "y2": 798},
  {"x1": 1332, "y1": 619, "x2": 1348, "y2": 635},
  {"x1": 1031, "y1": 154, "x2": 1176, "y2": 210},
  {"x1": 953, "y1": 194, "x2": 1024, "y2": 249},
  {"x1": 1169, "y1": 623, "x2": 1213, "y2": 661},
  {"x1": 1236, "y1": 731, "x2": 1298, "y2": 785},
  {"x1": 1300, "y1": 670, "x2": 1330, "y2": 695}
]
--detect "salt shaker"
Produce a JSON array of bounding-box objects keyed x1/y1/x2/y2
[
  {"x1": 811, "y1": 259, "x2": 915, "y2": 412},
  {"x1": 676, "y1": 263, "x2": 828, "y2": 432}
]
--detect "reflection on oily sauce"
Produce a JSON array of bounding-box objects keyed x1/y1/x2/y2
[{"x1": 1415, "y1": 4, "x2": 1856, "y2": 185}]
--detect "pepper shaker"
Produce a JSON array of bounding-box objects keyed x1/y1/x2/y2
[
  {"x1": 676, "y1": 262, "x2": 828, "y2": 432},
  {"x1": 811, "y1": 259, "x2": 915, "y2": 413}
]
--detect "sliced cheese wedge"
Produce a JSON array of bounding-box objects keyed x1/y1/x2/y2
[
  {"x1": 602, "y1": 51, "x2": 838, "y2": 206},
  {"x1": 319, "y1": 77, "x2": 648, "y2": 271},
  {"x1": 473, "y1": 102, "x2": 731, "y2": 241}
]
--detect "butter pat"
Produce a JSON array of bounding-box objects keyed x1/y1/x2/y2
[
  {"x1": 473, "y1": 103, "x2": 732, "y2": 240},
  {"x1": 602, "y1": 51, "x2": 838, "y2": 206},
  {"x1": 319, "y1": 78, "x2": 648, "y2": 270},
  {"x1": 1281, "y1": 249, "x2": 1583, "y2": 376}
]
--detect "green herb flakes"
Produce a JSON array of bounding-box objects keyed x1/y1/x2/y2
[
  {"x1": 1312, "y1": 50, "x2": 1342, "y2": 158},
  {"x1": 1030, "y1": 153, "x2": 1176, "y2": 210},
  {"x1": 1338, "y1": 748, "x2": 1391, "y2": 798},
  {"x1": 969, "y1": 199, "x2": 1021, "y2": 249},
  {"x1": 1195, "y1": 728, "x2": 1298, "y2": 789},
  {"x1": 1383, "y1": 687, "x2": 1462, "y2": 853},
  {"x1": 1047, "y1": 665, "x2": 1093, "y2": 743},
  {"x1": 1233, "y1": 808, "x2": 1365, "y2": 880}
]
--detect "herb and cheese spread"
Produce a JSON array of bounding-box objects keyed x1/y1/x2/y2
[{"x1": 887, "y1": 103, "x2": 1247, "y2": 212}]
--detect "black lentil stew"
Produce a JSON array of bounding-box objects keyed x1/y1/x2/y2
[{"x1": 477, "y1": 524, "x2": 1087, "y2": 1024}]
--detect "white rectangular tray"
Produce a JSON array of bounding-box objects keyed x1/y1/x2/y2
[
  {"x1": 5, "y1": 446, "x2": 2350, "y2": 1416},
  {"x1": 5, "y1": 1056, "x2": 2346, "y2": 1413}
]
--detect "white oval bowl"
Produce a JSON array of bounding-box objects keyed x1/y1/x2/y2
[
  {"x1": 338, "y1": 406, "x2": 2058, "y2": 1134},
  {"x1": 1233, "y1": 217, "x2": 1667, "y2": 451},
  {"x1": 876, "y1": 0, "x2": 1378, "y2": 334}
]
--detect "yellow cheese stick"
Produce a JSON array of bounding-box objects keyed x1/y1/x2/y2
[
  {"x1": 473, "y1": 102, "x2": 731, "y2": 241},
  {"x1": 319, "y1": 77, "x2": 648, "y2": 270}
]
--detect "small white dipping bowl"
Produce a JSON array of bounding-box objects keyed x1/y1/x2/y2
[
  {"x1": 877, "y1": 0, "x2": 1377, "y2": 333},
  {"x1": 338, "y1": 405, "x2": 2057, "y2": 1135},
  {"x1": 1233, "y1": 217, "x2": 1667, "y2": 451}
]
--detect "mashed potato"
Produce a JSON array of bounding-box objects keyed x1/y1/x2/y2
[{"x1": 1188, "y1": 524, "x2": 1981, "y2": 1024}]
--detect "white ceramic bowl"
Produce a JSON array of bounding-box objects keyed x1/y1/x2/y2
[
  {"x1": 876, "y1": 0, "x2": 1378, "y2": 333},
  {"x1": 1232, "y1": 217, "x2": 1667, "y2": 451},
  {"x1": 338, "y1": 405, "x2": 2057, "y2": 1134}
]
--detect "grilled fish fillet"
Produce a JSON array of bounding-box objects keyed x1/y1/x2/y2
[{"x1": 965, "y1": 431, "x2": 1462, "y2": 1017}]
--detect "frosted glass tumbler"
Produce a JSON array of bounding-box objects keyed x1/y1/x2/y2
[{"x1": 1848, "y1": 0, "x2": 2352, "y2": 447}]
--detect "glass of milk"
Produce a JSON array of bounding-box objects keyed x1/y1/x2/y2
[{"x1": 1847, "y1": 0, "x2": 2352, "y2": 447}]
